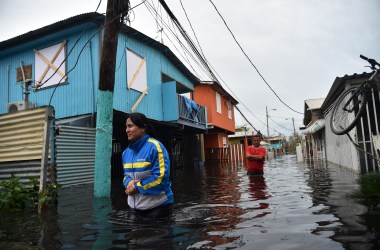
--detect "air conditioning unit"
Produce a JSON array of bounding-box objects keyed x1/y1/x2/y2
[{"x1": 7, "y1": 101, "x2": 36, "y2": 113}]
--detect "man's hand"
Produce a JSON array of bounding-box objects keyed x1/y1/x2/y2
[
  {"x1": 247, "y1": 154, "x2": 265, "y2": 161},
  {"x1": 125, "y1": 180, "x2": 139, "y2": 195}
]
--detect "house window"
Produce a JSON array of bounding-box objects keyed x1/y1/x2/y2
[
  {"x1": 227, "y1": 101, "x2": 232, "y2": 119},
  {"x1": 127, "y1": 49, "x2": 147, "y2": 93},
  {"x1": 34, "y1": 41, "x2": 67, "y2": 88},
  {"x1": 222, "y1": 136, "x2": 227, "y2": 148},
  {"x1": 216, "y1": 92, "x2": 221, "y2": 114}
]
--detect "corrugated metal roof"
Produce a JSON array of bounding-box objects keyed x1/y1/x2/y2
[
  {"x1": 0, "y1": 12, "x2": 102, "y2": 52},
  {"x1": 305, "y1": 98, "x2": 325, "y2": 110},
  {"x1": 0, "y1": 12, "x2": 200, "y2": 86},
  {"x1": 228, "y1": 129, "x2": 254, "y2": 138},
  {"x1": 321, "y1": 72, "x2": 372, "y2": 111}
]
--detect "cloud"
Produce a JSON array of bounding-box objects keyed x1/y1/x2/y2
[{"x1": 1, "y1": 0, "x2": 379, "y2": 136}]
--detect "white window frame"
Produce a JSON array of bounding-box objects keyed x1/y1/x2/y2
[
  {"x1": 34, "y1": 41, "x2": 67, "y2": 88},
  {"x1": 127, "y1": 49, "x2": 147, "y2": 93},
  {"x1": 227, "y1": 101, "x2": 232, "y2": 119},
  {"x1": 216, "y1": 92, "x2": 222, "y2": 114}
]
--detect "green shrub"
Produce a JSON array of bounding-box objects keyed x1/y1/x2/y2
[
  {"x1": 347, "y1": 172, "x2": 380, "y2": 211},
  {"x1": 0, "y1": 177, "x2": 29, "y2": 211},
  {"x1": 0, "y1": 177, "x2": 62, "y2": 212}
]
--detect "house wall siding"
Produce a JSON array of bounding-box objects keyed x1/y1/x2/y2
[
  {"x1": 112, "y1": 35, "x2": 195, "y2": 121},
  {"x1": 194, "y1": 85, "x2": 235, "y2": 132},
  {"x1": 0, "y1": 26, "x2": 101, "y2": 118},
  {"x1": 1, "y1": 23, "x2": 196, "y2": 123},
  {"x1": 204, "y1": 134, "x2": 218, "y2": 148},
  {"x1": 324, "y1": 111, "x2": 360, "y2": 172}
]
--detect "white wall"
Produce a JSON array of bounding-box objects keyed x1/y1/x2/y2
[{"x1": 324, "y1": 111, "x2": 361, "y2": 172}]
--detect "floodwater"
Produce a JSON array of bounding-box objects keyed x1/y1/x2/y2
[{"x1": 1, "y1": 155, "x2": 379, "y2": 249}]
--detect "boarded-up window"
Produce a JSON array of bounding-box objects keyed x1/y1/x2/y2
[
  {"x1": 216, "y1": 92, "x2": 221, "y2": 114},
  {"x1": 127, "y1": 49, "x2": 147, "y2": 93},
  {"x1": 34, "y1": 41, "x2": 67, "y2": 88}
]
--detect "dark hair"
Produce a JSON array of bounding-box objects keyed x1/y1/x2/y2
[
  {"x1": 253, "y1": 131, "x2": 263, "y2": 139},
  {"x1": 126, "y1": 112, "x2": 156, "y2": 137}
]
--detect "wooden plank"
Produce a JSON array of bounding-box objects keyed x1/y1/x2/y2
[
  {"x1": 128, "y1": 58, "x2": 146, "y2": 89},
  {"x1": 39, "y1": 107, "x2": 52, "y2": 192},
  {"x1": 34, "y1": 40, "x2": 67, "y2": 85},
  {"x1": 35, "y1": 49, "x2": 67, "y2": 80},
  {"x1": 131, "y1": 87, "x2": 148, "y2": 112}
]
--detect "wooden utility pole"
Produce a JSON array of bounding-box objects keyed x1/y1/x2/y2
[{"x1": 94, "y1": 0, "x2": 129, "y2": 197}]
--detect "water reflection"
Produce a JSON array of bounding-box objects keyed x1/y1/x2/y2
[
  {"x1": 1, "y1": 155, "x2": 380, "y2": 249},
  {"x1": 247, "y1": 175, "x2": 270, "y2": 215},
  {"x1": 172, "y1": 161, "x2": 245, "y2": 248}
]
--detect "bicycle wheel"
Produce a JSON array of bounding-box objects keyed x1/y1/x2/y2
[{"x1": 330, "y1": 86, "x2": 369, "y2": 135}]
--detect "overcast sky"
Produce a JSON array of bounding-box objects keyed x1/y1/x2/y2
[{"x1": 1, "y1": 0, "x2": 379, "y2": 136}]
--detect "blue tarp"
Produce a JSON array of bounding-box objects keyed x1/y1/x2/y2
[{"x1": 183, "y1": 97, "x2": 200, "y2": 120}]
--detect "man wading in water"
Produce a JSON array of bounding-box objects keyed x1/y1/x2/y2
[{"x1": 246, "y1": 133, "x2": 267, "y2": 176}]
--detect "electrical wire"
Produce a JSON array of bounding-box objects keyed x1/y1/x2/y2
[
  {"x1": 47, "y1": 0, "x2": 144, "y2": 105},
  {"x1": 143, "y1": 1, "x2": 211, "y2": 80},
  {"x1": 145, "y1": 0, "x2": 212, "y2": 80},
  {"x1": 158, "y1": 0, "x2": 218, "y2": 81},
  {"x1": 178, "y1": 0, "x2": 301, "y2": 133},
  {"x1": 207, "y1": 0, "x2": 303, "y2": 115},
  {"x1": 48, "y1": 1, "x2": 130, "y2": 105},
  {"x1": 37, "y1": 1, "x2": 104, "y2": 89},
  {"x1": 179, "y1": 0, "x2": 207, "y2": 64},
  {"x1": 154, "y1": 0, "x2": 276, "y2": 133},
  {"x1": 144, "y1": 1, "x2": 200, "y2": 76},
  {"x1": 268, "y1": 116, "x2": 293, "y2": 132}
]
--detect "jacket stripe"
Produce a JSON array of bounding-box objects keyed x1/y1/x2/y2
[
  {"x1": 137, "y1": 139, "x2": 165, "y2": 189},
  {"x1": 123, "y1": 162, "x2": 151, "y2": 169}
]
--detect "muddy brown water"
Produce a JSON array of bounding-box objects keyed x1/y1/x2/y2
[{"x1": 1, "y1": 155, "x2": 379, "y2": 249}]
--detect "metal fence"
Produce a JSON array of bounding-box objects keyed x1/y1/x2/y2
[
  {"x1": 0, "y1": 107, "x2": 51, "y2": 183},
  {"x1": 206, "y1": 144, "x2": 246, "y2": 166},
  {"x1": 324, "y1": 84, "x2": 379, "y2": 173},
  {"x1": 55, "y1": 125, "x2": 96, "y2": 186}
]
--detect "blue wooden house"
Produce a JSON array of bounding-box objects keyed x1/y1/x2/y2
[{"x1": 0, "y1": 13, "x2": 207, "y2": 183}]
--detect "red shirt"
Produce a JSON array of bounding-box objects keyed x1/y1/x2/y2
[{"x1": 246, "y1": 146, "x2": 266, "y2": 173}]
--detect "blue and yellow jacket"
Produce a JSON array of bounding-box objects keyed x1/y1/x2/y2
[{"x1": 122, "y1": 134, "x2": 173, "y2": 210}]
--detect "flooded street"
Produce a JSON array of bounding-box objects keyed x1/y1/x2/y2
[{"x1": 1, "y1": 155, "x2": 379, "y2": 249}]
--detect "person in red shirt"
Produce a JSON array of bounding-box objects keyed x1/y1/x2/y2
[{"x1": 246, "y1": 133, "x2": 267, "y2": 175}]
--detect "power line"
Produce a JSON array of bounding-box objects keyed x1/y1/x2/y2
[
  {"x1": 268, "y1": 116, "x2": 293, "y2": 132},
  {"x1": 207, "y1": 0, "x2": 303, "y2": 115},
  {"x1": 49, "y1": 2, "x2": 131, "y2": 105},
  {"x1": 158, "y1": 0, "x2": 218, "y2": 81},
  {"x1": 179, "y1": 0, "x2": 207, "y2": 65},
  {"x1": 37, "y1": 1, "x2": 105, "y2": 90},
  {"x1": 153, "y1": 0, "x2": 275, "y2": 132},
  {"x1": 143, "y1": 1, "x2": 211, "y2": 79}
]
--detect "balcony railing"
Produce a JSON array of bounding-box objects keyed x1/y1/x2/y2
[{"x1": 177, "y1": 95, "x2": 207, "y2": 129}]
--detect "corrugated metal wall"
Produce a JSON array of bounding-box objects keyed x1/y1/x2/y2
[
  {"x1": 324, "y1": 85, "x2": 380, "y2": 173},
  {"x1": 0, "y1": 107, "x2": 48, "y2": 162},
  {"x1": 56, "y1": 125, "x2": 96, "y2": 186},
  {"x1": 325, "y1": 113, "x2": 361, "y2": 172},
  {"x1": 0, "y1": 26, "x2": 100, "y2": 118},
  {"x1": 0, "y1": 107, "x2": 50, "y2": 182}
]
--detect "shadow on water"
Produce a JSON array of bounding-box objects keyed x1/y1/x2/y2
[{"x1": 0, "y1": 155, "x2": 380, "y2": 249}]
